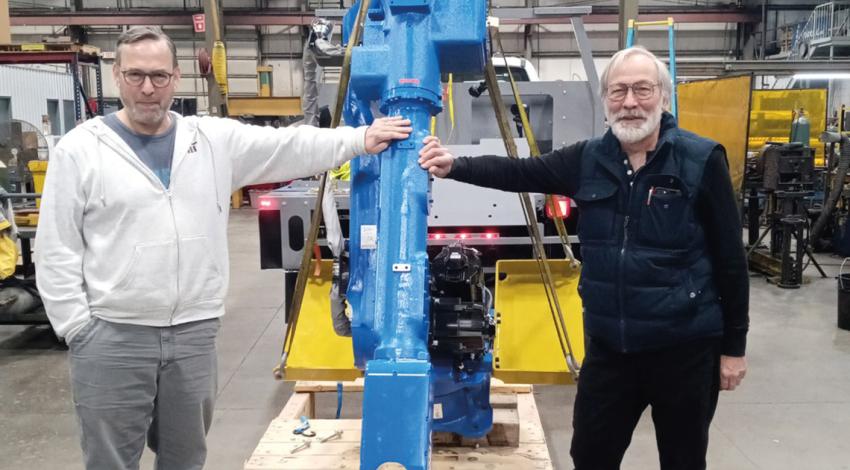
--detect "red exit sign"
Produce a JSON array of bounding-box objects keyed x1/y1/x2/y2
[{"x1": 193, "y1": 14, "x2": 206, "y2": 33}]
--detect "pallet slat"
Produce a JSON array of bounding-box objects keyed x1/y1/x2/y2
[
  {"x1": 247, "y1": 382, "x2": 552, "y2": 469},
  {"x1": 246, "y1": 444, "x2": 552, "y2": 469},
  {"x1": 278, "y1": 391, "x2": 314, "y2": 420},
  {"x1": 293, "y1": 378, "x2": 532, "y2": 394},
  {"x1": 246, "y1": 455, "x2": 551, "y2": 470}
]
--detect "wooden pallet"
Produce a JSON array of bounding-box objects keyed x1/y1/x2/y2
[
  {"x1": 0, "y1": 43, "x2": 101, "y2": 55},
  {"x1": 245, "y1": 379, "x2": 553, "y2": 469}
]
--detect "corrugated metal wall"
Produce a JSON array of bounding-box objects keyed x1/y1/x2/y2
[{"x1": 0, "y1": 65, "x2": 75, "y2": 135}]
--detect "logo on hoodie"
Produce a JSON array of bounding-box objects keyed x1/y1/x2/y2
[{"x1": 188, "y1": 141, "x2": 198, "y2": 154}]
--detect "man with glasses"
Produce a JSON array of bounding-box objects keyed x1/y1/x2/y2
[
  {"x1": 418, "y1": 46, "x2": 749, "y2": 469},
  {"x1": 36, "y1": 26, "x2": 412, "y2": 470}
]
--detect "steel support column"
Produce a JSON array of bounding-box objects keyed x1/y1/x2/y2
[
  {"x1": 203, "y1": 0, "x2": 227, "y2": 116},
  {"x1": 0, "y1": 0, "x2": 10, "y2": 43},
  {"x1": 619, "y1": 0, "x2": 639, "y2": 49},
  {"x1": 571, "y1": 16, "x2": 604, "y2": 135}
]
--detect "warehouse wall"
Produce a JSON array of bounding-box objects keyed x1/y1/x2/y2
[
  {"x1": 6, "y1": 0, "x2": 820, "y2": 117},
  {"x1": 0, "y1": 65, "x2": 75, "y2": 134},
  {"x1": 9, "y1": 25, "x2": 737, "y2": 110}
]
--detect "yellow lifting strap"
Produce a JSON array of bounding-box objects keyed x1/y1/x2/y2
[
  {"x1": 490, "y1": 26, "x2": 577, "y2": 266},
  {"x1": 431, "y1": 73, "x2": 455, "y2": 138},
  {"x1": 446, "y1": 72, "x2": 455, "y2": 139},
  {"x1": 273, "y1": 0, "x2": 371, "y2": 380},
  {"x1": 484, "y1": 22, "x2": 580, "y2": 380}
]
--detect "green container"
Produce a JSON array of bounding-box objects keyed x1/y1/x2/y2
[{"x1": 790, "y1": 109, "x2": 811, "y2": 145}]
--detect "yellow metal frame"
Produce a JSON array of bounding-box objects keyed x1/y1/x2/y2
[
  {"x1": 226, "y1": 96, "x2": 302, "y2": 118},
  {"x1": 493, "y1": 260, "x2": 584, "y2": 385},
  {"x1": 629, "y1": 18, "x2": 674, "y2": 27},
  {"x1": 284, "y1": 259, "x2": 586, "y2": 385},
  {"x1": 283, "y1": 260, "x2": 361, "y2": 381}
]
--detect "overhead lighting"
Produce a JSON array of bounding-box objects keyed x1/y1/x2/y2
[{"x1": 793, "y1": 73, "x2": 850, "y2": 80}]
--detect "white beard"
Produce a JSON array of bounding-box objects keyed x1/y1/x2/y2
[{"x1": 608, "y1": 105, "x2": 663, "y2": 144}]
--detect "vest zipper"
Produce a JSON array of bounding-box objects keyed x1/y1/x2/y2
[
  {"x1": 619, "y1": 160, "x2": 646, "y2": 353},
  {"x1": 619, "y1": 214, "x2": 629, "y2": 352}
]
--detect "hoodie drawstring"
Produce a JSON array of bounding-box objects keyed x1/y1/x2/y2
[
  {"x1": 98, "y1": 141, "x2": 107, "y2": 207},
  {"x1": 197, "y1": 129, "x2": 223, "y2": 214}
]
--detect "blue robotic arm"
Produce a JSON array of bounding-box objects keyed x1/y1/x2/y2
[{"x1": 338, "y1": 2, "x2": 492, "y2": 468}]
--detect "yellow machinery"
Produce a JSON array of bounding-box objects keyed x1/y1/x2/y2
[
  {"x1": 223, "y1": 63, "x2": 302, "y2": 119},
  {"x1": 492, "y1": 260, "x2": 583, "y2": 385},
  {"x1": 28, "y1": 160, "x2": 47, "y2": 208},
  {"x1": 257, "y1": 65, "x2": 273, "y2": 97},
  {"x1": 225, "y1": 96, "x2": 302, "y2": 118},
  {"x1": 10, "y1": 159, "x2": 49, "y2": 227},
  {"x1": 283, "y1": 260, "x2": 584, "y2": 384},
  {"x1": 283, "y1": 260, "x2": 360, "y2": 381},
  {"x1": 678, "y1": 78, "x2": 828, "y2": 190},
  {"x1": 748, "y1": 88, "x2": 827, "y2": 165}
]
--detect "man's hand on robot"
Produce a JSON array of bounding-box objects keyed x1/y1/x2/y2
[
  {"x1": 364, "y1": 116, "x2": 413, "y2": 154},
  {"x1": 418, "y1": 135, "x2": 455, "y2": 178}
]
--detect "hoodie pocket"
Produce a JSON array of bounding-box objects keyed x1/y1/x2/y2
[
  {"x1": 179, "y1": 236, "x2": 224, "y2": 306},
  {"x1": 110, "y1": 240, "x2": 177, "y2": 311}
]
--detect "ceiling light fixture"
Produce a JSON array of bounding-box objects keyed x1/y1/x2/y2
[{"x1": 793, "y1": 73, "x2": 850, "y2": 80}]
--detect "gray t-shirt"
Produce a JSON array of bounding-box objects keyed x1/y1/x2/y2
[{"x1": 103, "y1": 113, "x2": 176, "y2": 188}]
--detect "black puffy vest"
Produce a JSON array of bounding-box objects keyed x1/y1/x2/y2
[{"x1": 575, "y1": 114, "x2": 723, "y2": 353}]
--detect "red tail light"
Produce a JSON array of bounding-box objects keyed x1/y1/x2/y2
[
  {"x1": 428, "y1": 232, "x2": 500, "y2": 240},
  {"x1": 545, "y1": 196, "x2": 571, "y2": 219}
]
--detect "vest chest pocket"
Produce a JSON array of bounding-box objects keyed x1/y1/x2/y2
[
  {"x1": 637, "y1": 174, "x2": 691, "y2": 248},
  {"x1": 573, "y1": 180, "x2": 619, "y2": 243}
]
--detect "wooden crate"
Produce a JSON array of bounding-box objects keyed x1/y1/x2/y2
[{"x1": 245, "y1": 379, "x2": 553, "y2": 469}]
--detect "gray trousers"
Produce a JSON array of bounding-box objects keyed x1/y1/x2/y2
[{"x1": 68, "y1": 316, "x2": 220, "y2": 470}]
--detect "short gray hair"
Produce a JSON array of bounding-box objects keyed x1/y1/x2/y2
[
  {"x1": 600, "y1": 46, "x2": 672, "y2": 109},
  {"x1": 115, "y1": 26, "x2": 178, "y2": 69}
]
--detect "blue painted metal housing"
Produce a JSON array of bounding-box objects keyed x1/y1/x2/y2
[{"x1": 343, "y1": 1, "x2": 489, "y2": 468}]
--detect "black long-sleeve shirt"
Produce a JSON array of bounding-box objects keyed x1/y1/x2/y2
[{"x1": 448, "y1": 141, "x2": 749, "y2": 357}]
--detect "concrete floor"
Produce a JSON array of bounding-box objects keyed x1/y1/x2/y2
[{"x1": 2, "y1": 208, "x2": 850, "y2": 470}]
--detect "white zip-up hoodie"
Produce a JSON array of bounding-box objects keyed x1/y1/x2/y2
[{"x1": 35, "y1": 112, "x2": 367, "y2": 341}]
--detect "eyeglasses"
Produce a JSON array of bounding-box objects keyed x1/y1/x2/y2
[
  {"x1": 121, "y1": 69, "x2": 174, "y2": 88},
  {"x1": 606, "y1": 81, "x2": 659, "y2": 102}
]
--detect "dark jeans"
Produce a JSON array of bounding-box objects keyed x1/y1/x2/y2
[{"x1": 570, "y1": 337, "x2": 721, "y2": 470}]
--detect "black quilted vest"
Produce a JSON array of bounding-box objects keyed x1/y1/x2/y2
[{"x1": 575, "y1": 113, "x2": 724, "y2": 352}]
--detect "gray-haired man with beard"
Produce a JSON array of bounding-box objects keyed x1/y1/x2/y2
[{"x1": 418, "y1": 46, "x2": 749, "y2": 470}]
